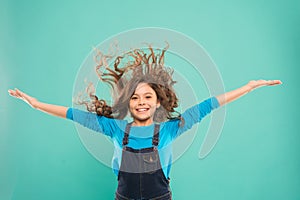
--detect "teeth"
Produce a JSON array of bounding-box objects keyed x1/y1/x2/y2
[{"x1": 137, "y1": 108, "x2": 147, "y2": 111}]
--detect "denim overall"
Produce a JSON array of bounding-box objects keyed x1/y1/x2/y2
[{"x1": 115, "y1": 123, "x2": 172, "y2": 200}]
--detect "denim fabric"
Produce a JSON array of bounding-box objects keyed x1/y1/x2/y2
[
  {"x1": 116, "y1": 124, "x2": 172, "y2": 200},
  {"x1": 115, "y1": 190, "x2": 172, "y2": 200}
]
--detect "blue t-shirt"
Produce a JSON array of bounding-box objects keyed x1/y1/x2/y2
[{"x1": 66, "y1": 97, "x2": 219, "y2": 179}]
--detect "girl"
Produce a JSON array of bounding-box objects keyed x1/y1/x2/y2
[{"x1": 8, "y1": 47, "x2": 281, "y2": 200}]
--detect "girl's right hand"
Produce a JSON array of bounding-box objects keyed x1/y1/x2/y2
[
  {"x1": 8, "y1": 89, "x2": 68, "y2": 118},
  {"x1": 8, "y1": 88, "x2": 38, "y2": 108}
]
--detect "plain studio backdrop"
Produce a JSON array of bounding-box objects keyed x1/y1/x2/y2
[{"x1": 0, "y1": 0, "x2": 299, "y2": 199}]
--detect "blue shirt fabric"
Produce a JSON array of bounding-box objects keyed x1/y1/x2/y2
[{"x1": 66, "y1": 97, "x2": 220, "y2": 179}]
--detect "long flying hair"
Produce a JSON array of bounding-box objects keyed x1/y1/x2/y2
[{"x1": 78, "y1": 44, "x2": 181, "y2": 122}]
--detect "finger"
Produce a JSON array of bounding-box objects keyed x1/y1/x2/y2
[
  {"x1": 9, "y1": 92, "x2": 21, "y2": 99},
  {"x1": 8, "y1": 89, "x2": 14, "y2": 95},
  {"x1": 16, "y1": 89, "x2": 33, "y2": 102},
  {"x1": 8, "y1": 89, "x2": 17, "y2": 97},
  {"x1": 15, "y1": 89, "x2": 25, "y2": 98},
  {"x1": 274, "y1": 80, "x2": 282, "y2": 84},
  {"x1": 14, "y1": 89, "x2": 22, "y2": 98},
  {"x1": 17, "y1": 89, "x2": 30, "y2": 99},
  {"x1": 9, "y1": 89, "x2": 21, "y2": 98},
  {"x1": 269, "y1": 80, "x2": 282, "y2": 85}
]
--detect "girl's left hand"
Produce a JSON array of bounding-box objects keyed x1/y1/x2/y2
[{"x1": 247, "y1": 80, "x2": 282, "y2": 90}]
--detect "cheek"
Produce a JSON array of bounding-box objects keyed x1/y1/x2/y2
[
  {"x1": 129, "y1": 103, "x2": 133, "y2": 110},
  {"x1": 129, "y1": 101, "x2": 136, "y2": 110}
]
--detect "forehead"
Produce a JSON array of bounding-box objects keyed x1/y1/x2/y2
[{"x1": 134, "y1": 83, "x2": 155, "y2": 95}]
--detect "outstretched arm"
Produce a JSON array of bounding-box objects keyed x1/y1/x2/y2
[
  {"x1": 216, "y1": 80, "x2": 282, "y2": 107},
  {"x1": 8, "y1": 88, "x2": 68, "y2": 118}
]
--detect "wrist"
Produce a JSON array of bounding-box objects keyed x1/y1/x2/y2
[
  {"x1": 246, "y1": 81, "x2": 258, "y2": 92},
  {"x1": 243, "y1": 84, "x2": 251, "y2": 92},
  {"x1": 31, "y1": 99, "x2": 39, "y2": 109}
]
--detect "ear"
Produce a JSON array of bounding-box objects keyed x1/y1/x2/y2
[{"x1": 156, "y1": 101, "x2": 161, "y2": 109}]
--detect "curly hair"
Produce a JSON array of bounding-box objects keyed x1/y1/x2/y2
[{"x1": 79, "y1": 44, "x2": 181, "y2": 122}]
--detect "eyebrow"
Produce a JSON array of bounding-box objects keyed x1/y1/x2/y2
[{"x1": 132, "y1": 92, "x2": 154, "y2": 96}]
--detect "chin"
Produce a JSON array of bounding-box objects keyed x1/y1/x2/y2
[{"x1": 135, "y1": 117, "x2": 151, "y2": 122}]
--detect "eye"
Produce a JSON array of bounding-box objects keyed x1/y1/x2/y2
[
  {"x1": 145, "y1": 96, "x2": 152, "y2": 99},
  {"x1": 131, "y1": 96, "x2": 138, "y2": 100}
]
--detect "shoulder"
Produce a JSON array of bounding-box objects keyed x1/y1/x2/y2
[{"x1": 160, "y1": 119, "x2": 180, "y2": 133}]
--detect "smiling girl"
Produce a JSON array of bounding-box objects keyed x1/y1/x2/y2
[{"x1": 8, "y1": 46, "x2": 281, "y2": 200}]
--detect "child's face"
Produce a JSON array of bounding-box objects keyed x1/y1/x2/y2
[{"x1": 129, "y1": 83, "x2": 160, "y2": 126}]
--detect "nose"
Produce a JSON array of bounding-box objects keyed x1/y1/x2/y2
[
  {"x1": 138, "y1": 101, "x2": 145, "y2": 106},
  {"x1": 138, "y1": 98, "x2": 145, "y2": 105}
]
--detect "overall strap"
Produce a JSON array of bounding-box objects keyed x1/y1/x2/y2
[
  {"x1": 152, "y1": 124, "x2": 160, "y2": 146},
  {"x1": 122, "y1": 123, "x2": 132, "y2": 146}
]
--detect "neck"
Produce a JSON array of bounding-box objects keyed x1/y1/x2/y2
[{"x1": 132, "y1": 119, "x2": 153, "y2": 126}]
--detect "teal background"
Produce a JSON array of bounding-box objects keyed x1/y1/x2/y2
[{"x1": 1, "y1": 0, "x2": 299, "y2": 199}]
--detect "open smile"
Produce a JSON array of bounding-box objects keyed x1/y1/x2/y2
[{"x1": 136, "y1": 108, "x2": 150, "y2": 112}]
